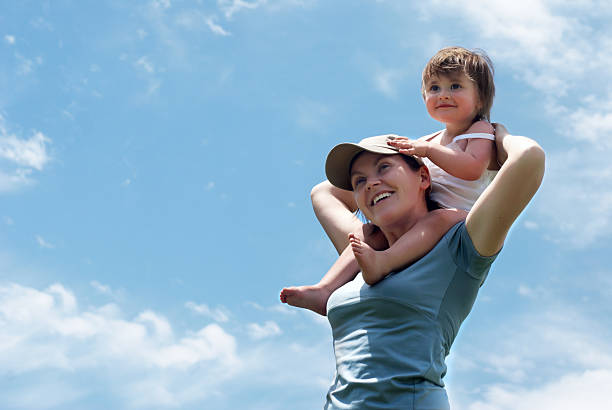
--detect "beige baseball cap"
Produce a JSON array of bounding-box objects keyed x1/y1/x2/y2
[{"x1": 325, "y1": 134, "x2": 424, "y2": 191}]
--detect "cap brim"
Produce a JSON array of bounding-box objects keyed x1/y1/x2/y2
[{"x1": 325, "y1": 135, "x2": 402, "y2": 190}]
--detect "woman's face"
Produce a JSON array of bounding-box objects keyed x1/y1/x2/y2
[{"x1": 350, "y1": 152, "x2": 429, "y2": 227}]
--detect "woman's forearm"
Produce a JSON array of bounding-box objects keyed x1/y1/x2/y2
[{"x1": 466, "y1": 126, "x2": 545, "y2": 256}]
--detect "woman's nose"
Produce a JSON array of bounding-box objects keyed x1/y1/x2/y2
[{"x1": 366, "y1": 178, "x2": 380, "y2": 190}]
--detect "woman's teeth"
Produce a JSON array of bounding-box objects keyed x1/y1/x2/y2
[{"x1": 372, "y1": 192, "x2": 391, "y2": 205}]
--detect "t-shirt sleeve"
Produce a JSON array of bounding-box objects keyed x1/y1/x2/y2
[{"x1": 446, "y1": 222, "x2": 500, "y2": 284}]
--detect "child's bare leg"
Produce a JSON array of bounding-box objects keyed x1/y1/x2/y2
[
  {"x1": 280, "y1": 181, "x2": 365, "y2": 315},
  {"x1": 280, "y1": 244, "x2": 359, "y2": 316},
  {"x1": 349, "y1": 234, "x2": 392, "y2": 285}
]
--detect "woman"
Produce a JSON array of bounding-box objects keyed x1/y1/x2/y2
[{"x1": 320, "y1": 125, "x2": 545, "y2": 409}]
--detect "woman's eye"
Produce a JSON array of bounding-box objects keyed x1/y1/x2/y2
[
  {"x1": 353, "y1": 177, "x2": 365, "y2": 188},
  {"x1": 379, "y1": 163, "x2": 390, "y2": 172},
  {"x1": 451, "y1": 83, "x2": 461, "y2": 90}
]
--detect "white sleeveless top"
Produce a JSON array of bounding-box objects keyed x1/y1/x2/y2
[{"x1": 421, "y1": 133, "x2": 497, "y2": 211}]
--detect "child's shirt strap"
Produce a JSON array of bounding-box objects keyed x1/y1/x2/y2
[{"x1": 452, "y1": 133, "x2": 495, "y2": 142}]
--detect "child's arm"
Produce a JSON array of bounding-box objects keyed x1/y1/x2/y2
[
  {"x1": 349, "y1": 208, "x2": 467, "y2": 285},
  {"x1": 389, "y1": 121, "x2": 495, "y2": 181}
]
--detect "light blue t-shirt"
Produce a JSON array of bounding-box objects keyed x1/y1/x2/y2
[{"x1": 325, "y1": 222, "x2": 499, "y2": 409}]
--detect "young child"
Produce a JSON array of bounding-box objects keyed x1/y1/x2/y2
[{"x1": 281, "y1": 47, "x2": 497, "y2": 315}]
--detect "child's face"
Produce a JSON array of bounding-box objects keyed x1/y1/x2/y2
[{"x1": 423, "y1": 72, "x2": 481, "y2": 127}]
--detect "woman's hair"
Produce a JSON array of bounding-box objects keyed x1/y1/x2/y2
[
  {"x1": 421, "y1": 46, "x2": 495, "y2": 122},
  {"x1": 398, "y1": 154, "x2": 441, "y2": 211}
]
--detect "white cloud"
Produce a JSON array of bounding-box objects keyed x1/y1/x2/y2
[
  {"x1": 535, "y1": 147, "x2": 612, "y2": 248},
  {"x1": 135, "y1": 56, "x2": 155, "y2": 73},
  {"x1": 35, "y1": 235, "x2": 55, "y2": 249},
  {"x1": 453, "y1": 306, "x2": 612, "y2": 385},
  {"x1": 0, "y1": 282, "x2": 242, "y2": 407},
  {"x1": 448, "y1": 304, "x2": 612, "y2": 409},
  {"x1": 561, "y1": 93, "x2": 612, "y2": 148},
  {"x1": 15, "y1": 53, "x2": 38, "y2": 76},
  {"x1": 206, "y1": 16, "x2": 231, "y2": 36},
  {"x1": 0, "y1": 130, "x2": 50, "y2": 171},
  {"x1": 185, "y1": 301, "x2": 230, "y2": 322},
  {"x1": 466, "y1": 369, "x2": 612, "y2": 410},
  {"x1": 4, "y1": 35, "x2": 15, "y2": 45},
  {"x1": 373, "y1": 67, "x2": 405, "y2": 99},
  {"x1": 90, "y1": 280, "x2": 112, "y2": 295},
  {"x1": 0, "y1": 116, "x2": 51, "y2": 176},
  {"x1": 219, "y1": 0, "x2": 267, "y2": 19},
  {"x1": 152, "y1": 0, "x2": 171, "y2": 10},
  {"x1": 247, "y1": 320, "x2": 282, "y2": 339},
  {"x1": 0, "y1": 169, "x2": 33, "y2": 192},
  {"x1": 0, "y1": 281, "x2": 334, "y2": 408}
]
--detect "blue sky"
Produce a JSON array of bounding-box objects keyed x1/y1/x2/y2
[{"x1": 1, "y1": 1, "x2": 611, "y2": 409}]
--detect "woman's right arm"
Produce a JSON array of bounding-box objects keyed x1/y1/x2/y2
[
  {"x1": 311, "y1": 180, "x2": 362, "y2": 254},
  {"x1": 465, "y1": 124, "x2": 545, "y2": 256}
]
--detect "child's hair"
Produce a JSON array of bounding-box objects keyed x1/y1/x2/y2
[{"x1": 421, "y1": 47, "x2": 495, "y2": 121}]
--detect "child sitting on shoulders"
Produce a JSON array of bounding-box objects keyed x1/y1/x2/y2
[{"x1": 281, "y1": 47, "x2": 498, "y2": 315}]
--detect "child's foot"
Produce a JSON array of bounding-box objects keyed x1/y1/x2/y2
[
  {"x1": 349, "y1": 233, "x2": 390, "y2": 285},
  {"x1": 280, "y1": 285, "x2": 329, "y2": 316}
]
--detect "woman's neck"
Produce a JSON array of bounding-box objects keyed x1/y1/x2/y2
[{"x1": 380, "y1": 206, "x2": 430, "y2": 246}]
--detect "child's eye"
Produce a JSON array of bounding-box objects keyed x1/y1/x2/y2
[
  {"x1": 450, "y1": 83, "x2": 462, "y2": 90},
  {"x1": 429, "y1": 85, "x2": 440, "y2": 92}
]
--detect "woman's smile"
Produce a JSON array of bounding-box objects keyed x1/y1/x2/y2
[{"x1": 371, "y1": 191, "x2": 393, "y2": 206}]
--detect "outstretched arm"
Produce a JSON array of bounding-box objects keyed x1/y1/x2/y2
[
  {"x1": 466, "y1": 124, "x2": 545, "y2": 256},
  {"x1": 311, "y1": 180, "x2": 361, "y2": 254}
]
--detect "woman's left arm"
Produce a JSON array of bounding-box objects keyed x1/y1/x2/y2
[{"x1": 465, "y1": 124, "x2": 545, "y2": 256}]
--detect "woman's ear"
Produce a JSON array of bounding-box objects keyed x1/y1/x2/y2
[{"x1": 419, "y1": 166, "x2": 431, "y2": 190}]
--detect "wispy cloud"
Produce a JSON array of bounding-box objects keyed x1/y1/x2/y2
[
  {"x1": 373, "y1": 67, "x2": 406, "y2": 99},
  {"x1": 0, "y1": 115, "x2": 51, "y2": 193},
  {"x1": 247, "y1": 320, "x2": 282, "y2": 340},
  {"x1": 4, "y1": 34, "x2": 15, "y2": 45},
  {"x1": 35, "y1": 235, "x2": 55, "y2": 249},
  {"x1": 219, "y1": 0, "x2": 267, "y2": 19},
  {"x1": 151, "y1": 0, "x2": 172, "y2": 10},
  {"x1": 205, "y1": 16, "x2": 231, "y2": 36},
  {"x1": 450, "y1": 305, "x2": 612, "y2": 408},
  {"x1": 185, "y1": 301, "x2": 230, "y2": 322},
  {"x1": 135, "y1": 56, "x2": 155, "y2": 73}
]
